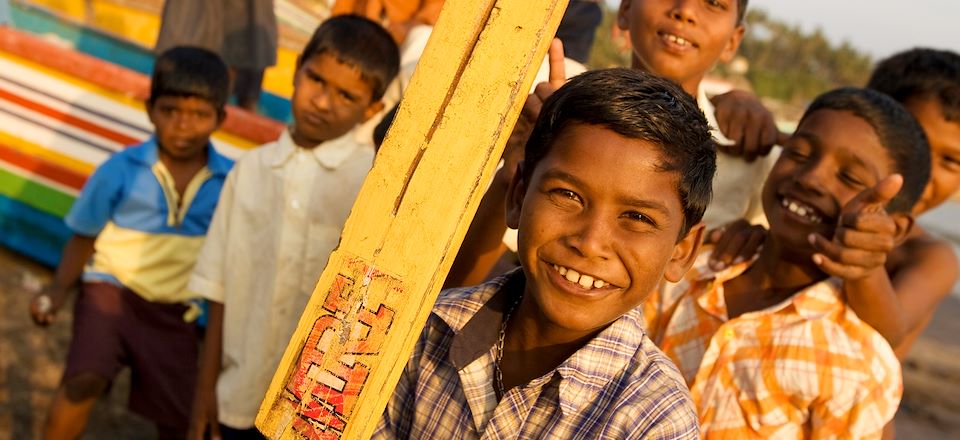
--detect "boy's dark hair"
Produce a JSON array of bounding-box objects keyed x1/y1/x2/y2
[
  {"x1": 301, "y1": 15, "x2": 400, "y2": 101},
  {"x1": 523, "y1": 68, "x2": 716, "y2": 238},
  {"x1": 149, "y1": 46, "x2": 230, "y2": 112},
  {"x1": 800, "y1": 87, "x2": 931, "y2": 212},
  {"x1": 373, "y1": 104, "x2": 399, "y2": 152},
  {"x1": 736, "y1": 0, "x2": 749, "y2": 25},
  {"x1": 867, "y1": 48, "x2": 960, "y2": 122}
]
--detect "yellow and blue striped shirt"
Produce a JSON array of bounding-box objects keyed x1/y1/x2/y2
[{"x1": 65, "y1": 137, "x2": 232, "y2": 303}]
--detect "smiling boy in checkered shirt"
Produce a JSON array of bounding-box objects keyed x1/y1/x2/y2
[
  {"x1": 376, "y1": 68, "x2": 716, "y2": 439},
  {"x1": 644, "y1": 87, "x2": 931, "y2": 438}
]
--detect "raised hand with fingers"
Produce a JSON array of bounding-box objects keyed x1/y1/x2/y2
[
  {"x1": 520, "y1": 38, "x2": 567, "y2": 125},
  {"x1": 503, "y1": 38, "x2": 567, "y2": 185},
  {"x1": 711, "y1": 89, "x2": 790, "y2": 162},
  {"x1": 809, "y1": 174, "x2": 905, "y2": 280},
  {"x1": 445, "y1": 39, "x2": 568, "y2": 289}
]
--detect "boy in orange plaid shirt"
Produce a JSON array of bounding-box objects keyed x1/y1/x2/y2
[{"x1": 644, "y1": 87, "x2": 931, "y2": 438}]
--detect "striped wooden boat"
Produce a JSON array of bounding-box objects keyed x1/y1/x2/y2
[
  {"x1": 9, "y1": 0, "x2": 328, "y2": 122},
  {"x1": 0, "y1": 25, "x2": 284, "y2": 266}
]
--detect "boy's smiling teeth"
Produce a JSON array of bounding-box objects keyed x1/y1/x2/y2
[
  {"x1": 780, "y1": 196, "x2": 824, "y2": 224},
  {"x1": 552, "y1": 264, "x2": 609, "y2": 289},
  {"x1": 661, "y1": 32, "x2": 692, "y2": 47}
]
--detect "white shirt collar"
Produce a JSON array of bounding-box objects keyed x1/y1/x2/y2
[{"x1": 270, "y1": 128, "x2": 365, "y2": 170}]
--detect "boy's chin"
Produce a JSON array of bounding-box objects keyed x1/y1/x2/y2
[
  {"x1": 292, "y1": 123, "x2": 347, "y2": 146},
  {"x1": 525, "y1": 272, "x2": 639, "y2": 336},
  {"x1": 532, "y1": 299, "x2": 617, "y2": 335},
  {"x1": 159, "y1": 146, "x2": 205, "y2": 161},
  {"x1": 911, "y1": 197, "x2": 937, "y2": 216}
]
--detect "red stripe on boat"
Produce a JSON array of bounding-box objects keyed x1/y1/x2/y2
[
  {"x1": 0, "y1": 87, "x2": 140, "y2": 146},
  {"x1": 0, "y1": 27, "x2": 284, "y2": 145},
  {"x1": 0, "y1": 142, "x2": 88, "y2": 191}
]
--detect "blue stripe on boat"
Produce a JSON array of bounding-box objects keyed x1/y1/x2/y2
[{"x1": 0, "y1": 193, "x2": 69, "y2": 267}]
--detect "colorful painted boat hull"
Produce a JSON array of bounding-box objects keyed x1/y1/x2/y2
[
  {"x1": 0, "y1": 26, "x2": 283, "y2": 266},
  {"x1": 9, "y1": 0, "x2": 327, "y2": 123}
]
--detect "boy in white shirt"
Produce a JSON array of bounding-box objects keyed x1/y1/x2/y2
[{"x1": 185, "y1": 16, "x2": 400, "y2": 439}]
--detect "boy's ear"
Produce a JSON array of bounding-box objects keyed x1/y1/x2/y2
[
  {"x1": 362, "y1": 100, "x2": 386, "y2": 123},
  {"x1": 616, "y1": 0, "x2": 632, "y2": 31},
  {"x1": 145, "y1": 100, "x2": 157, "y2": 124},
  {"x1": 663, "y1": 222, "x2": 706, "y2": 283},
  {"x1": 718, "y1": 24, "x2": 746, "y2": 64},
  {"x1": 505, "y1": 161, "x2": 527, "y2": 230},
  {"x1": 294, "y1": 55, "x2": 304, "y2": 81},
  {"x1": 215, "y1": 108, "x2": 227, "y2": 127},
  {"x1": 889, "y1": 212, "x2": 916, "y2": 247}
]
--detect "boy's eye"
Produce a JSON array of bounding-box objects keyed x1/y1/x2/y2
[
  {"x1": 838, "y1": 170, "x2": 864, "y2": 187},
  {"x1": 941, "y1": 154, "x2": 960, "y2": 172},
  {"x1": 783, "y1": 146, "x2": 809, "y2": 162},
  {"x1": 705, "y1": 0, "x2": 727, "y2": 9},
  {"x1": 339, "y1": 90, "x2": 357, "y2": 103},
  {"x1": 306, "y1": 71, "x2": 324, "y2": 83},
  {"x1": 621, "y1": 211, "x2": 656, "y2": 227},
  {"x1": 548, "y1": 188, "x2": 582, "y2": 206}
]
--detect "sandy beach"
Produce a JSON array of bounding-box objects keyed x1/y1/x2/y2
[
  {"x1": 1, "y1": 201, "x2": 958, "y2": 438},
  {"x1": 0, "y1": 248, "x2": 154, "y2": 439}
]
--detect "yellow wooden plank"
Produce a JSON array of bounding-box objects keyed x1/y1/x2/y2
[{"x1": 254, "y1": 0, "x2": 569, "y2": 438}]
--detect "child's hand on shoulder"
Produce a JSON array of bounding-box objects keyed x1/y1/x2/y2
[
  {"x1": 809, "y1": 174, "x2": 904, "y2": 281},
  {"x1": 707, "y1": 219, "x2": 767, "y2": 271}
]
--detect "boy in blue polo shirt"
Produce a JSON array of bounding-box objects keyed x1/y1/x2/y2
[{"x1": 28, "y1": 46, "x2": 233, "y2": 439}]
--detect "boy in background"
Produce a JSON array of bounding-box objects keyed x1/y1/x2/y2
[
  {"x1": 842, "y1": 48, "x2": 960, "y2": 356},
  {"x1": 378, "y1": 68, "x2": 712, "y2": 439},
  {"x1": 186, "y1": 16, "x2": 399, "y2": 439},
  {"x1": 617, "y1": 0, "x2": 767, "y2": 227},
  {"x1": 646, "y1": 87, "x2": 930, "y2": 438},
  {"x1": 29, "y1": 46, "x2": 233, "y2": 439}
]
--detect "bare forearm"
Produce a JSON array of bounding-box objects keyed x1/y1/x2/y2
[
  {"x1": 51, "y1": 235, "x2": 97, "y2": 293},
  {"x1": 189, "y1": 301, "x2": 223, "y2": 439},
  {"x1": 845, "y1": 270, "x2": 907, "y2": 347},
  {"x1": 198, "y1": 301, "x2": 224, "y2": 391},
  {"x1": 414, "y1": 0, "x2": 444, "y2": 26},
  {"x1": 444, "y1": 177, "x2": 510, "y2": 289}
]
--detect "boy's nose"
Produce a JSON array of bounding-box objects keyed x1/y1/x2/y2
[
  {"x1": 567, "y1": 214, "x2": 613, "y2": 260},
  {"x1": 312, "y1": 90, "x2": 333, "y2": 110},
  {"x1": 173, "y1": 114, "x2": 191, "y2": 130},
  {"x1": 795, "y1": 164, "x2": 829, "y2": 196},
  {"x1": 668, "y1": 0, "x2": 697, "y2": 24}
]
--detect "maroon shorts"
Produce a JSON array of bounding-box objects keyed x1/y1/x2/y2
[{"x1": 64, "y1": 282, "x2": 199, "y2": 430}]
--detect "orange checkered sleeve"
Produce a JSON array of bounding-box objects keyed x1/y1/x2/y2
[{"x1": 644, "y1": 259, "x2": 731, "y2": 386}]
